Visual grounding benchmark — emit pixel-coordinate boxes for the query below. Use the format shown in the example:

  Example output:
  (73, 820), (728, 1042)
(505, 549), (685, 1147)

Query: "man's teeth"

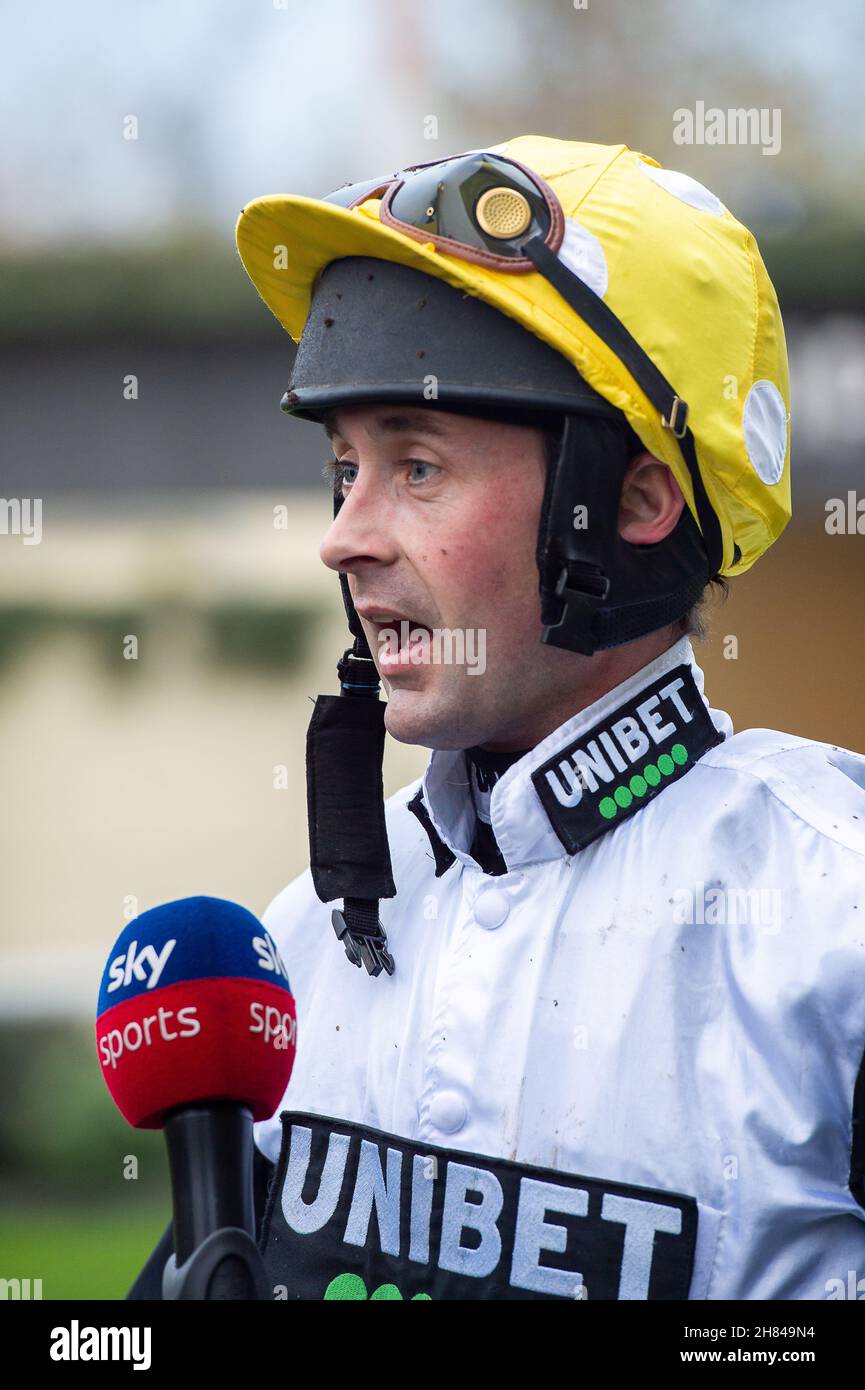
(372, 615), (430, 629)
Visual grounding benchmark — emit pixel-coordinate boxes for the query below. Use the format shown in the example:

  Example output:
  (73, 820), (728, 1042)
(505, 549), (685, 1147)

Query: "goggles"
(324, 151), (564, 271)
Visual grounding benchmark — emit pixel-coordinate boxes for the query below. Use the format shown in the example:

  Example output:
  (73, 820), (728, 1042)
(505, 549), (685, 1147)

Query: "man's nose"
(319, 484), (398, 575)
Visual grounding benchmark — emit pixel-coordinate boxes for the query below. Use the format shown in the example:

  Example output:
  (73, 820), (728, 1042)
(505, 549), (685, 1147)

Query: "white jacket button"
(429, 1091), (468, 1133)
(474, 888), (510, 930)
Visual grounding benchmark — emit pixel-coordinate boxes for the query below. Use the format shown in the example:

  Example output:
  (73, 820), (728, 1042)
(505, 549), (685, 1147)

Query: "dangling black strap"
(306, 674), (396, 976)
(304, 488), (396, 976)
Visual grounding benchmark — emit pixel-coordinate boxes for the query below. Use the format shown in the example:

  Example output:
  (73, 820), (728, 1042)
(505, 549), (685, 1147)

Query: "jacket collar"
(413, 637), (733, 872)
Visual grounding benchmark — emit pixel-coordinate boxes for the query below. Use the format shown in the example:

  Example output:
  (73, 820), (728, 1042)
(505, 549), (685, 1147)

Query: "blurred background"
(1, 0), (863, 1298)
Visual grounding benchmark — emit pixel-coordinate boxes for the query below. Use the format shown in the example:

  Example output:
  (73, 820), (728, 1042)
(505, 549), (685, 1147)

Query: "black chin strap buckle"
(336, 646), (380, 695)
(332, 905), (395, 978)
(542, 562), (611, 657)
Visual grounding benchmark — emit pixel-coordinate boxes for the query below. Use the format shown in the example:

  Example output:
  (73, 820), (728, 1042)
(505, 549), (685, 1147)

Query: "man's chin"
(382, 684), (480, 752)
(382, 685), (435, 745)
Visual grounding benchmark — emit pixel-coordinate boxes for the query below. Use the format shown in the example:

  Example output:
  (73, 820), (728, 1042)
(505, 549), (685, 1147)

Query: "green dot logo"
(323, 1273), (432, 1300)
(593, 744), (691, 827)
(324, 1273), (368, 1300)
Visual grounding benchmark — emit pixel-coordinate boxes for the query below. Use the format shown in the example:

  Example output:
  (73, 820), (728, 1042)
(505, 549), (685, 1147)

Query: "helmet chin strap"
(307, 413), (711, 976)
(305, 492), (396, 977)
(537, 413), (711, 656)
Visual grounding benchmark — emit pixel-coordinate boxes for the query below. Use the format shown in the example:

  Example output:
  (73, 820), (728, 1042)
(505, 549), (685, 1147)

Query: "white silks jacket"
(253, 635), (865, 1302)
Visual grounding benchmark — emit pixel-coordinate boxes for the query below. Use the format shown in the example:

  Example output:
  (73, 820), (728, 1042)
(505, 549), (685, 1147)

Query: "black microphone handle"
(163, 1101), (257, 1265)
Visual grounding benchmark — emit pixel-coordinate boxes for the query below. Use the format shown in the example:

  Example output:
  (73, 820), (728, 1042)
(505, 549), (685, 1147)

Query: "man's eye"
(320, 457), (439, 494)
(321, 458), (357, 494)
(407, 459), (440, 485)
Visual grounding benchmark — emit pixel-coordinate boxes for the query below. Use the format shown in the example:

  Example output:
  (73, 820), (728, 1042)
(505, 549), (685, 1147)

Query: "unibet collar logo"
(531, 665), (723, 854)
(106, 939), (176, 994)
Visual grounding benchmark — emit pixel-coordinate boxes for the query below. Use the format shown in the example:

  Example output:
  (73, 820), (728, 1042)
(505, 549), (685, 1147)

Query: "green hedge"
(0, 600), (323, 676)
(1, 221), (863, 346)
(0, 1023), (169, 1202)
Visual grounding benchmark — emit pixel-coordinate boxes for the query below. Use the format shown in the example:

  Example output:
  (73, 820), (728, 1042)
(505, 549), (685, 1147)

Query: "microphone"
(95, 896), (296, 1299)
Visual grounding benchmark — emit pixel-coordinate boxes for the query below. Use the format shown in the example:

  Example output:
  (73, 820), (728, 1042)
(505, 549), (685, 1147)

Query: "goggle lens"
(323, 152), (559, 265)
(386, 153), (552, 258)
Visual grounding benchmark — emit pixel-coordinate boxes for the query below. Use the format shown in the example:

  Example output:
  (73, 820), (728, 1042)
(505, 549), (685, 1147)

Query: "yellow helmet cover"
(236, 136), (791, 577)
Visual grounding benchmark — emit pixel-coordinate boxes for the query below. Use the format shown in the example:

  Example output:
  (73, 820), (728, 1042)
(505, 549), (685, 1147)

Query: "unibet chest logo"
(262, 1114), (698, 1301)
(531, 664), (723, 854)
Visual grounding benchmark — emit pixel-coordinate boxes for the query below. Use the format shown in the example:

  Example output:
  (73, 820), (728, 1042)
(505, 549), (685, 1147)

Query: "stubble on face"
(323, 402), (692, 754)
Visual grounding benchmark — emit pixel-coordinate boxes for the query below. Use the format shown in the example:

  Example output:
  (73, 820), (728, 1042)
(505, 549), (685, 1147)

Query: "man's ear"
(618, 451), (685, 544)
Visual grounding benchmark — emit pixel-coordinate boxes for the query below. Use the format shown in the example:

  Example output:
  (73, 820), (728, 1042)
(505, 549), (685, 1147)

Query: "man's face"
(319, 403), (588, 751)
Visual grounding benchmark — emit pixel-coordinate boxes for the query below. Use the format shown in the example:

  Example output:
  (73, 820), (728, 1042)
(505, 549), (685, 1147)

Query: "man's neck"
(477, 626), (684, 752)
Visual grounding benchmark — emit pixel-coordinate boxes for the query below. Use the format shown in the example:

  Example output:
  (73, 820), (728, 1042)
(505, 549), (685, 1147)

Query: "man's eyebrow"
(324, 411), (452, 443)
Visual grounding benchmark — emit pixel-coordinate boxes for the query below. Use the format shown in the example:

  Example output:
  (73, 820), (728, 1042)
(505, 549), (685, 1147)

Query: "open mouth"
(367, 614), (432, 639)
(369, 616), (434, 669)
